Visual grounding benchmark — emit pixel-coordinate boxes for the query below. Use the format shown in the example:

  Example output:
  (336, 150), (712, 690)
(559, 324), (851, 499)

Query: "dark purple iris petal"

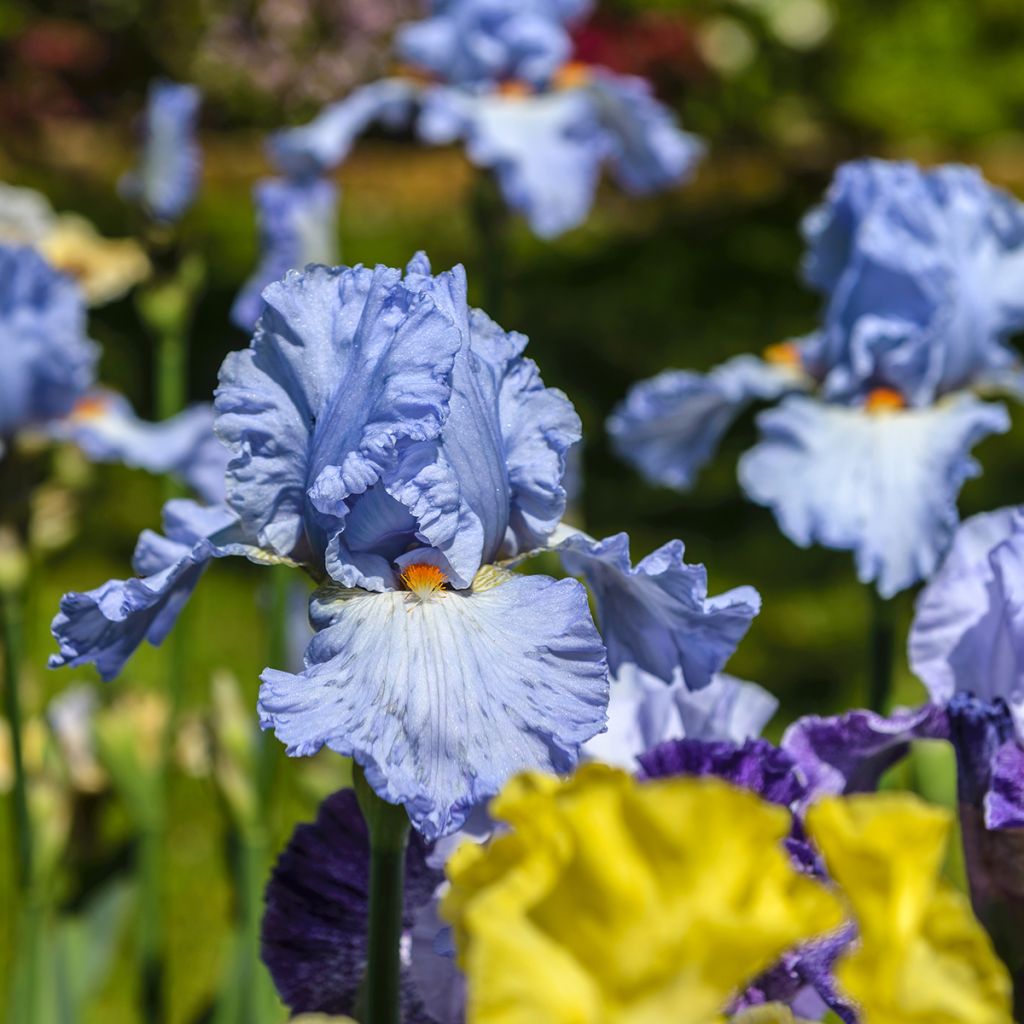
(261, 787), (443, 1021)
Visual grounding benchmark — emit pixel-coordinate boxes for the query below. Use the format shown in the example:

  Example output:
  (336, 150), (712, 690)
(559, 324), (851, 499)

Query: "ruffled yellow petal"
(38, 214), (151, 305)
(806, 793), (1013, 1024)
(444, 765), (843, 1024)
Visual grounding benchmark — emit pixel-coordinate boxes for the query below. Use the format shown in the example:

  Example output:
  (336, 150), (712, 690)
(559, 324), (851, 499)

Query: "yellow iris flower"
(443, 765), (843, 1024)
(806, 793), (1013, 1024)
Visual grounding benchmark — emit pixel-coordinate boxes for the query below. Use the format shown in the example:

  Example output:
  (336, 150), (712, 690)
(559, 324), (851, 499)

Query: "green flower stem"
(138, 823), (165, 1023)
(868, 587), (895, 714)
(471, 173), (511, 321)
(354, 766), (410, 1024)
(236, 824), (272, 1024)
(1, 584), (31, 890)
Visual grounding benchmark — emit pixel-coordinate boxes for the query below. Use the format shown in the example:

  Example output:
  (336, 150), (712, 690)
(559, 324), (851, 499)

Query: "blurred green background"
(2, 0), (1024, 1020)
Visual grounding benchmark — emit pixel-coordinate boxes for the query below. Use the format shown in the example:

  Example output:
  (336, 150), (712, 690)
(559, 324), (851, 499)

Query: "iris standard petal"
(396, 0), (577, 87)
(215, 261), (463, 562)
(120, 80), (201, 222)
(262, 787), (443, 1022)
(739, 394), (1010, 597)
(909, 506), (1024, 739)
(587, 68), (705, 194)
(268, 79), (417, 178)
(258, 572), (608, 839)
(802, 160), (1024, 404)
(0, 244), (97, 439)
(559, 531), (760, 686)
(583, 663), (776, 769)
(231, 176), (340, 331)
(49, 501), (248, 681)
(608, 355), (804, 491)
(55, 391), (228, 503)
(781, 704), (950, 805)
(417, 85), (606, 239)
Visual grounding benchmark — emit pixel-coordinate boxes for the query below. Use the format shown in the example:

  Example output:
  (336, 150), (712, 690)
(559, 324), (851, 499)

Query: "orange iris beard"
(864, 387), (906, 413)
(399, 563), (449, 599)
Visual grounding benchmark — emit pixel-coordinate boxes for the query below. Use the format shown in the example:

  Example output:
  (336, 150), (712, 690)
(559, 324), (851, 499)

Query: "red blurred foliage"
(15, 19), (109, 73)
(571, 10), (709, 93)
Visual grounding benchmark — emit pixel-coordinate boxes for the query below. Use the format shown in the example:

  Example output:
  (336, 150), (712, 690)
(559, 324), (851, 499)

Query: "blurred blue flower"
(262, 787), (447, 1022)
(612, 159), (1024, 595)
(53, 390), (228, 503)
(0, 244), (97, 445)
(120, 81), (202, 222)
(396, 0), (590, 88)
(54, 253), (608, 838)
(267, 3), (701, 238)
(558, 530), (760, 686)
(231, 176), (340, 331)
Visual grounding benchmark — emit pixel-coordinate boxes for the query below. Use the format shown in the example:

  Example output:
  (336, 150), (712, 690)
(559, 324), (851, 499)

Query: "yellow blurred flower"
(729, 1005), (809, 1024)
(443, 765), (843, 1024)
(806, 793), (1013, 1024)
(37, 213), (150, 306)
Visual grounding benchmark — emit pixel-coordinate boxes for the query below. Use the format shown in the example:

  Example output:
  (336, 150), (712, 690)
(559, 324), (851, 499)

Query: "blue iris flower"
(0, 244), (97, 446)
(120, 80), (201, 222)
(266, 0), (702, 239)
(611, 159), (1024, 596)
(231, 176), (340, 331)
(53, 254), (609, 839)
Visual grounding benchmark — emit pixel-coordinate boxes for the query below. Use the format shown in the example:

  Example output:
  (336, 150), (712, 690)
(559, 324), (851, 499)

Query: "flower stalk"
(354, 764), (410, 1024)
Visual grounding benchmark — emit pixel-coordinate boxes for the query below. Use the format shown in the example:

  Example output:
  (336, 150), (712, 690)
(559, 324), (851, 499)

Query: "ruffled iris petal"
(262, 788), (444, 1022)
(588, 69), (704, 195)
(739, 394), (1010, 597)
(214, 261), (463, 562)
(987, 741), (1024, 829)
(268, 79), (417, 178)
(120, 81), (201, 223)
(0, 244), (97, 438)
(910, 506), (1024, 739)
(418, 85), (606, 239)
(231, 177), (339, 331)
(608, 355), (803, 491)
(258, 573), (608, 839)
(583, 664), (776, 769)
(559, 531), (760, 686)
(49, 501), (248, 680)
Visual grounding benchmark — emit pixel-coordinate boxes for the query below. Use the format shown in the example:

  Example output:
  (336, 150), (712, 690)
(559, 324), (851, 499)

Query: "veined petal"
(910, 506), (1024, 739)
(417, 86), (606, 239)
(587, 69), (705, 195)
(49, 501), (250, 681)
(268, 79), (417, 178)
(559, 531), (760, 686)
(231, 176), (340, 331)
(55, 390), (228, 503)
(214, 261), (463, 563)
(609, 355), (804, 491)
(258, 573), (608, 839)
(739, 394), (1010, 597)
(986, 740), (1024, 829)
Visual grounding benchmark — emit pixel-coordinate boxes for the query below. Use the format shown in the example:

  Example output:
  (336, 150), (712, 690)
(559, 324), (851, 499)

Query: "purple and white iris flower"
(611, 160), (1024, 596)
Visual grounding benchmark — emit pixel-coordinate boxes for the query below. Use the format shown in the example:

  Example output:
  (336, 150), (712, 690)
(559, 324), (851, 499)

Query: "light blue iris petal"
(739, 395), (1011, 597)
(49, 501), (244, 681)
(802, 159), (1024, 404)
(396, 0), (581, 87)
(608, 355), (804, 491)
(231, 177), (339, 331)
(268, 79), (417, 178)
(559, 532), (761, 687)
(258, 574), (608, 839)
(910, 506), (1024, 742)
(0, 244), (97, 438)
(214, 262), (463, 563)
(583, 663), (776, 769)
(418, 85), (607, 239)
(0, 183), (55, 243)
(54, 390), (227, 503)
(588, 69), (704, 194)
(120, 81), (201, 222)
